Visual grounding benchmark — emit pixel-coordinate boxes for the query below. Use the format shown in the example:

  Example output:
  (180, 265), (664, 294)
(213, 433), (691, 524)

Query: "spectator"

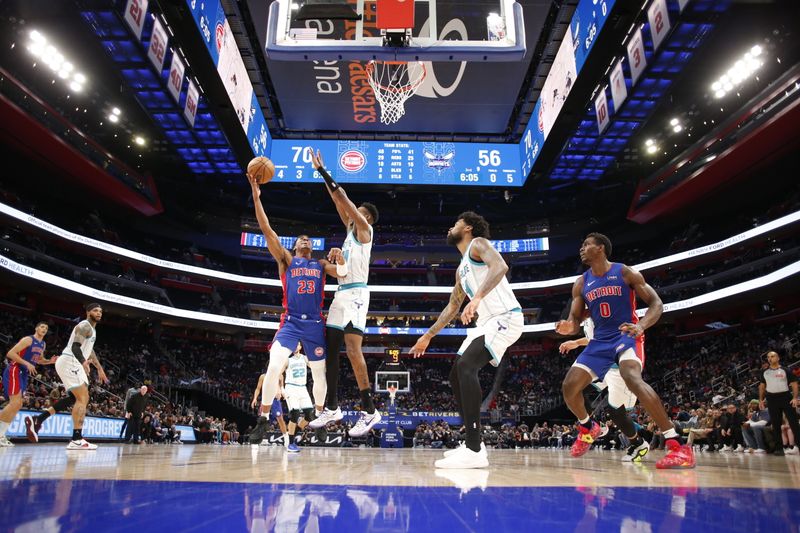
(742, 400), (769, 453)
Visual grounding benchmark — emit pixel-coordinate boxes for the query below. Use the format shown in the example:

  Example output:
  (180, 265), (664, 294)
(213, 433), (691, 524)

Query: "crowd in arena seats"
(3, 184), (798, 329)
(2, 300), (798, 452)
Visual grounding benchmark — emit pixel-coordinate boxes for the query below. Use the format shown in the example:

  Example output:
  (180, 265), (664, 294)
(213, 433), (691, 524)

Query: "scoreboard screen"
(490, 238), (549, 253)
(241, 232), (326, 251)
(269, 140), (523, 187)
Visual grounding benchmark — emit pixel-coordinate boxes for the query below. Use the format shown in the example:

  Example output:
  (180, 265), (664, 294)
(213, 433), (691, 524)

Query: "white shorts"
(327, 286), (369, 332)
(284, 385), (313, 411)
(592, 367), (638, 409)
(56, 355), (88, 390)
(458, 311), (524, 367)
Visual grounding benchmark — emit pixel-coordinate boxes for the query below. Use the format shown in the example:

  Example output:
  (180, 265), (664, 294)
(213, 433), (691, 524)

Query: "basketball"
(247, 156), (275, 185)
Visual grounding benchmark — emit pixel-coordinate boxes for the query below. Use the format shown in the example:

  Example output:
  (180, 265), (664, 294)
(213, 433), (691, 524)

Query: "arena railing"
(1, 251), (798, 334)
(1, 200), (798, 294)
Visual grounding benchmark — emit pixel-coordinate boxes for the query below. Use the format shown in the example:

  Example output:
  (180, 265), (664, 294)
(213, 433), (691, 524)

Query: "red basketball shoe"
(656, 439), (696, 469)
(571, 421), (602, 458)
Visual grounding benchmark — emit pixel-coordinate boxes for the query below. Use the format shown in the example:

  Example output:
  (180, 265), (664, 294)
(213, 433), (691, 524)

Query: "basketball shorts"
(573, 334), (645, 381)
(284, 384), (313, 411)
(2, 363), (29, 397)
(270, 398), (284, 419)
(592, 367), (637, 409)
(457, 310), (524, 367)
(273, 315), (326, 361)
(327, 286), (369, 333)
(55, 354), (89, 390)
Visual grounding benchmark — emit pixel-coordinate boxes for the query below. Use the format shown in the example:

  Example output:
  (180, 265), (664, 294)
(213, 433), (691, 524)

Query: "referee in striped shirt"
(758, 351), (800, 456)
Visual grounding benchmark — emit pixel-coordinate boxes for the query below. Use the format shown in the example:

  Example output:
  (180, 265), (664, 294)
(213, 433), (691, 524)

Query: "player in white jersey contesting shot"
(559, 313), (650, 462)
(411, 212), (523, 469)
(25, 303), (109, 450)
(281, 344), (315, 453)
(307, 148), (382, 437)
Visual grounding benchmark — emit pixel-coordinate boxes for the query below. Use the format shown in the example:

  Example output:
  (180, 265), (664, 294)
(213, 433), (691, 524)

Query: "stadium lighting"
(670, 118), (679, 126)
(27, 30), (86, 93)
(645, 138), (654, 147)
(134, 136), (146, 146)
(673, 124), (682, 133)
(108, 113), (119, 123)
(112, 107), (121, 116)
(646, 144), (658, 154)
(710, 45), (764, 98)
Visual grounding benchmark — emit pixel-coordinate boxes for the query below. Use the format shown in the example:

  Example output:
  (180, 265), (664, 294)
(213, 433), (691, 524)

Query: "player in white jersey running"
(282, 344), (315, 453)
(308, 148), (382, 437)
(411, 212), (523, 469)
(559, 314), (650, 462)
(25, 303), (109, 450)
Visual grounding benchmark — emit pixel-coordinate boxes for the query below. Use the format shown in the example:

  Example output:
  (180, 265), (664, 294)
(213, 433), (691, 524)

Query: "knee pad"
(289, 410), (301, 424)
(302, 408), (314, 421)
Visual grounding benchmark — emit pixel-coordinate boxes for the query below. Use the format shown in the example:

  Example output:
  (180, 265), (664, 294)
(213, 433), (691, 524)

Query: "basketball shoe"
(24, 416), (41, 443)
(571, 421), (602, 458)
(434, 445), (489, 469)
(443, 442), (486, 458)
(287, 442), (300, 453)
(348, 411), (382, 437)
(66, 439), (97, 450)
(308, 407), (343, 429)
(249, 416), (269, 444)
(622, 438), (650, 463)
(655, 439), (696, 469)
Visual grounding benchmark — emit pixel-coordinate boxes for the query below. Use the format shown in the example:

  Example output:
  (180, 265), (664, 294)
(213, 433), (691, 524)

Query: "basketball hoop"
(366, 60), (426, 124)
(387, 385), (398, 403)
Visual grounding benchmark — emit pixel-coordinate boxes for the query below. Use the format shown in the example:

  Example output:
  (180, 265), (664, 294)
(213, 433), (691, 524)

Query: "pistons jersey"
(581, 263), (637, 342)
(282, 257), (324, 319)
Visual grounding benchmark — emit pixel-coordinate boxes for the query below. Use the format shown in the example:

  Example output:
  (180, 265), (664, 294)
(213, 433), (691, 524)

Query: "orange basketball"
(247, 156), (275, 185)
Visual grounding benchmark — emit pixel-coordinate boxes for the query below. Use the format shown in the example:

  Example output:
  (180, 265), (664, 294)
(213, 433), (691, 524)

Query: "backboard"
(375, 370), (411, 393)
(265, 0), (525, 61)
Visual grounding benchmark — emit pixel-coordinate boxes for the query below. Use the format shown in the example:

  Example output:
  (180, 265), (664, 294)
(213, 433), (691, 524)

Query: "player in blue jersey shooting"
(247, 174), (348, 445)
(556, 233), (695, 469)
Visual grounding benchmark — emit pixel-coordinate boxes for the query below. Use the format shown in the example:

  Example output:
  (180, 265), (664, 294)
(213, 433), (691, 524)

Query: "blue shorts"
(270, 398), (283, 419)
(273, 315), (326, 361)
(574, 334), (645, 380)
(2, 364), (28, 397)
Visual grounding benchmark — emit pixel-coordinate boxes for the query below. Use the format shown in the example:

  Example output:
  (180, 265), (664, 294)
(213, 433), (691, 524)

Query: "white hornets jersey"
(61, 319), (97, 359)
(457, 239), (521, 326)
(339, 224), (373, 287)
(285, 354), (308, 387)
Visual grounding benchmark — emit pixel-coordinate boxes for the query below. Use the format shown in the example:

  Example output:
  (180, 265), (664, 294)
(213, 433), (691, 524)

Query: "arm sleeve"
(317, 166), (340, 191)
(71, 342), (86, 363)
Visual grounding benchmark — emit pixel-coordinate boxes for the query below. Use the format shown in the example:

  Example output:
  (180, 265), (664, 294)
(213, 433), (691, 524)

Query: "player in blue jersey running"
(0, 322), (56, 446)
(246, 174), (348, 445)
(556, 233), (695, 469)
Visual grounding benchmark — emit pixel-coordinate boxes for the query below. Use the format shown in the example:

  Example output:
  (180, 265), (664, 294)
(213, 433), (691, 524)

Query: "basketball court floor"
(1, 444), (798, 531)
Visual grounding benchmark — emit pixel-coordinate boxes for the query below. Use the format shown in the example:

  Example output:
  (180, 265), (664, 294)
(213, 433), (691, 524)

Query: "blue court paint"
(0, 479), (798, 532)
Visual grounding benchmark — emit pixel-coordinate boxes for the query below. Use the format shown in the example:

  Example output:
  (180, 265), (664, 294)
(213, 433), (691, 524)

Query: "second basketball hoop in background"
(366, 60), (426, 124)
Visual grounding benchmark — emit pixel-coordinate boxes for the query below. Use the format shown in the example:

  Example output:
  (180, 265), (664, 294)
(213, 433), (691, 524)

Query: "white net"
(366, 60), (426, 124)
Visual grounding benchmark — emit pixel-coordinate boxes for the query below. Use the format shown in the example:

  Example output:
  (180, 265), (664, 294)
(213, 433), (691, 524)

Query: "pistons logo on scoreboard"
(215, 23), (225, 52)
(339, 150), (366, 173)
(537, 105), (545, 133)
